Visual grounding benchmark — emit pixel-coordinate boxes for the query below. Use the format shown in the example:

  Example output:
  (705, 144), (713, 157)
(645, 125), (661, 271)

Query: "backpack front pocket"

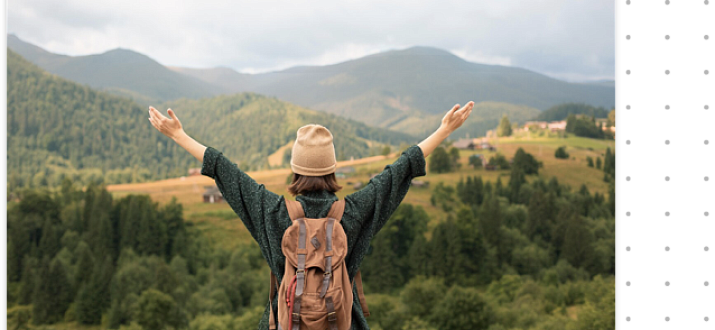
(297, 286), (343, 313)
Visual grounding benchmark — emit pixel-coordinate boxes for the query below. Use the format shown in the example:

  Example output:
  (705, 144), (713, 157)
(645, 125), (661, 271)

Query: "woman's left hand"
(148, 106), (184, 139)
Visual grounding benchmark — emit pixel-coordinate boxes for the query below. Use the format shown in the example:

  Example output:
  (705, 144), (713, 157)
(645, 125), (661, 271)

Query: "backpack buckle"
(292, 313), (300, 322)
(296, 269), (304, 274)
(327, 311), (337, 322)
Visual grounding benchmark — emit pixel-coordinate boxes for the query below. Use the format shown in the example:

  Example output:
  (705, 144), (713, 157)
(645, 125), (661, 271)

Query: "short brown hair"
(288, 173), (342, 196)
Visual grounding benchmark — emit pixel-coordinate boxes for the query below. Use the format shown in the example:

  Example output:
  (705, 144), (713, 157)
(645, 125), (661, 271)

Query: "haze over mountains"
(8, 34), (614, 137)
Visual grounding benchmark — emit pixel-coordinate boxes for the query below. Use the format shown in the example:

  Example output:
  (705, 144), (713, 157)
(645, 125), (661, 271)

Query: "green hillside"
(7, 34), (224, 104)
(158, 93), (416, 167)
(6, 50), (414, 191)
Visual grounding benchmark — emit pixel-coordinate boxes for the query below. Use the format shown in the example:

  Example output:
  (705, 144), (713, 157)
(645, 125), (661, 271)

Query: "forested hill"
(7, 34), (223, 105)
(7, 49), (414, 190)
(159, 94), (415, 166)
(7, 49), (197, 189)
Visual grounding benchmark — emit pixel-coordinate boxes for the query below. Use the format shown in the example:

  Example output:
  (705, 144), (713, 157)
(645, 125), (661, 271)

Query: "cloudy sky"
(8, 0), (614, 81)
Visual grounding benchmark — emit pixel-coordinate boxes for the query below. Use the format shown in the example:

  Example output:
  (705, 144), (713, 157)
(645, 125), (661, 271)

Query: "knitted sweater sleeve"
(201, 147), (283, 245)
(343, 145), (427, 237)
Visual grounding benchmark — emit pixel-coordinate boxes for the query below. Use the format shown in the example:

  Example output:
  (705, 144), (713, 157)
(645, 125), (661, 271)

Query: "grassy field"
(106, 135), (614, 249)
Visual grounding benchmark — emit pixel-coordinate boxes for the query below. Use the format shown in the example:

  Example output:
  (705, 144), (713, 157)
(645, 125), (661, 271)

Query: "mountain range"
(6, 48), (413, 190)
(8, 34), (614, 137)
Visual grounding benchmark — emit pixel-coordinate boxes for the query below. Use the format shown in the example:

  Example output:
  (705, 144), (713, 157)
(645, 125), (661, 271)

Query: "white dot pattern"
(620, 0), (715, 329)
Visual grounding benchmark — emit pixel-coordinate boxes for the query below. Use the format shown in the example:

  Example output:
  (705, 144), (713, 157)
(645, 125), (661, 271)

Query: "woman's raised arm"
(417, 101), (474, 157)
(148, 106), (206, 161)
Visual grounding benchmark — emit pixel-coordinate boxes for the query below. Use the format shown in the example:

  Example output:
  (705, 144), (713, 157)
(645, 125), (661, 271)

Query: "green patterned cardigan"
(201, 145), (427, 330)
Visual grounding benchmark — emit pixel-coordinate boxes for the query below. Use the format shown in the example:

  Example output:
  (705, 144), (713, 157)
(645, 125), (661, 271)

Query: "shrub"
(554, 147), (569, 159)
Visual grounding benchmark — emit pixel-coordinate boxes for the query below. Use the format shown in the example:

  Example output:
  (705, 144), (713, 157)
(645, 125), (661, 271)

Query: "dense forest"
(6, 49), (413, 192)
(535, 103), (610, 122)
(7, 145), (616, 330)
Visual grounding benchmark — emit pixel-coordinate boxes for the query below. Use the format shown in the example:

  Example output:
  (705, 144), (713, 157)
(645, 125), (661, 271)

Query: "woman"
(148, 101), (474, 329)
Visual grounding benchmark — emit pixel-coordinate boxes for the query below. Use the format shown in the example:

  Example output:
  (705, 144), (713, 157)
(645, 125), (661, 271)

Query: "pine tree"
(362, 233), (404, 292)
(134, 289), (182, 330)
(33, 257), (72, 324)
(526, 190), (555, 243)
(508, 167), (526, 203)
(74, 241), (94, 286)
(497, 115), (513, 137)
(38, 219), (61, 259)
(562, 214), (595, 270)
(162, 197), (186, 260)
(494, 177), (505, 198)
(429, 147), (453, 173)
(18, 257), (39, 305)
(479, 194), (503, 264)
(8, 240), (21, 283)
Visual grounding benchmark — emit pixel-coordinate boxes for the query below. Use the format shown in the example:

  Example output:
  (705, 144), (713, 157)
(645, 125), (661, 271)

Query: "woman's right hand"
(439, 101), (474, 133)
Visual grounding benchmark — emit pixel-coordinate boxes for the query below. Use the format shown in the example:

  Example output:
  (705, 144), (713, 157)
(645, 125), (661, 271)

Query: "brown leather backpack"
(269, 199), (370, 330)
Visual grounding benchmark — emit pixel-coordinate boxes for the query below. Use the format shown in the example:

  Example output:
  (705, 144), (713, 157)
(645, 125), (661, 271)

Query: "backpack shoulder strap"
(268, 272), (279, 329)
(354, 270), (370, 317)
(326, 199), (346, 222)
(286, 200), (305, 220)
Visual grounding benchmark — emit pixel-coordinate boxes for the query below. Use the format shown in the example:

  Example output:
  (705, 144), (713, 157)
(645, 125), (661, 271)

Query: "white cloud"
(7, 0), (614, 80)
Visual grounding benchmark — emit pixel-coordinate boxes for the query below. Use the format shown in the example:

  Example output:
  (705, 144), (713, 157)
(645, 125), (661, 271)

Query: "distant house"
(524, 121), (548, 130)
(335, 166), (356, 179)
(453, 139), (475, 150)
(548, 121), (567, 132)
(203, 186), (224, 203)
(602, 126), (616, 133)
(476, 142), (495, 151)
(188, 168), (202, 176)
(336, 166), (356, 174)
(411, 179), (429, 188)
